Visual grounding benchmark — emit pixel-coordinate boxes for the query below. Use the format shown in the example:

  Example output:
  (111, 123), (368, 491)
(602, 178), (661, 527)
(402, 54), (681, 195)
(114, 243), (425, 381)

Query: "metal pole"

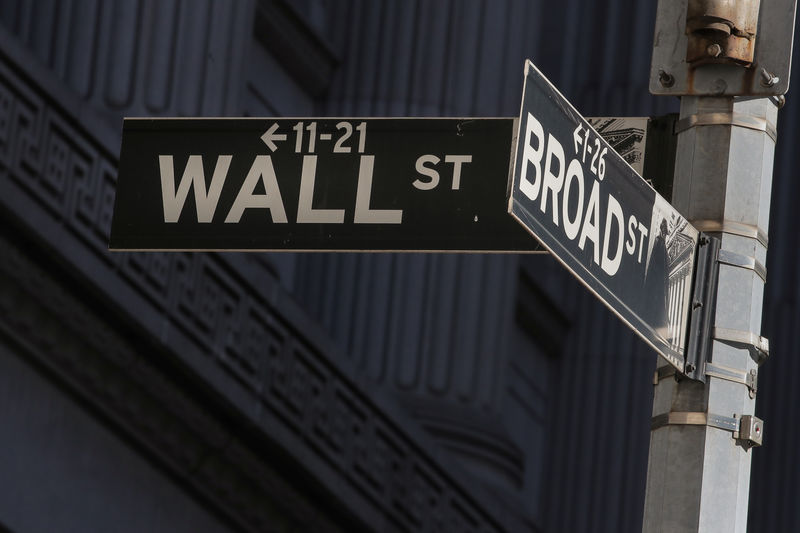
(643, 95), (777, 531)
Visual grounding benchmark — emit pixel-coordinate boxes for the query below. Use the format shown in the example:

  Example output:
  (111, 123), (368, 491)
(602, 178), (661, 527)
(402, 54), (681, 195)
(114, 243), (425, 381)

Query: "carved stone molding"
(0, 234), (344, 533)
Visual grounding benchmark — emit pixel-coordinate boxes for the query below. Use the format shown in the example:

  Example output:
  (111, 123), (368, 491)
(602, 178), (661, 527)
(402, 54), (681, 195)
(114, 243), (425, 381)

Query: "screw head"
(658, 69), (674, 88)
(707, 43), (722, 57)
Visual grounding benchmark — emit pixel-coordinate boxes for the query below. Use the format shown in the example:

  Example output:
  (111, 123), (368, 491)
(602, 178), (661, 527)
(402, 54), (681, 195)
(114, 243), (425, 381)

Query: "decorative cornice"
(0, 233), (343, 533)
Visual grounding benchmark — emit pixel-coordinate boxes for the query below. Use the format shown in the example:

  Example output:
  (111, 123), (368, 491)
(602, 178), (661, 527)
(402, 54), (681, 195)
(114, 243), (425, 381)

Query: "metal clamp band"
(705, 362), (758, 398)
(651, 412), (764, 447)
(717, 249), (767, 283)
(651, 411), (739, 432)
(691, 219), (768, 248)
(713, 327), (770, 364)
(674, 112), (777, 142)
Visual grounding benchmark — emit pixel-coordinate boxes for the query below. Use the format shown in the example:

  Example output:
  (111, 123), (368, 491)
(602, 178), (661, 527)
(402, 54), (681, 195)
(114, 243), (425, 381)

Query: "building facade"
(0, 1), (797, 532)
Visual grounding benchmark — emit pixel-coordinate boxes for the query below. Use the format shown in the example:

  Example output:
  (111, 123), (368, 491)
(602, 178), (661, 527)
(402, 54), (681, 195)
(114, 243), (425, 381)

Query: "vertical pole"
(643, 96), (777, 531)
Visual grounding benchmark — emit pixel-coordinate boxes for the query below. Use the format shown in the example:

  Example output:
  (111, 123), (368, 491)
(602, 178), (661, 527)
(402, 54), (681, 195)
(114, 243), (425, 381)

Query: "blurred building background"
(0, 1), (796, 531)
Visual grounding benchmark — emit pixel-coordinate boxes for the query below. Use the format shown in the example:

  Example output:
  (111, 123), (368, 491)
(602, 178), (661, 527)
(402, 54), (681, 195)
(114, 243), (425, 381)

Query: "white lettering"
(578, 179), (601, 265)
(626, 215), (637, 255)
(637, 222), (649, 263)
(601, 193), (624, 276)
(297, 155), (345, 223)
(159, 155), (230, 223)
(540, 133), (565, 225)
(518, 114), (655, 276)
(225, 155), (287, 223)
(520, 112), (545, 201)
(413, 155), (440, 190)
(445, 155), (472, 190)
(572, 124), (583, 153)
(354, 155), (402, 224)
(562, 159), (584, 240)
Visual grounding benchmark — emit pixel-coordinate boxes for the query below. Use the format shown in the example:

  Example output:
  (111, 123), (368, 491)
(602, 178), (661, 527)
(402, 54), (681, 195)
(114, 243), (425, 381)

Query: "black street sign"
(110, 118), (542, 252)
(508, 61), (698, 371)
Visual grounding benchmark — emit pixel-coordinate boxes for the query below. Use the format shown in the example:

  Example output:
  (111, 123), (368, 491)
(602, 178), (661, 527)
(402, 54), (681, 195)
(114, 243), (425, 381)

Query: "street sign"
(110, 118), (543, 252)
(508, 60), (698, 371)
(111, 117), (658, 253)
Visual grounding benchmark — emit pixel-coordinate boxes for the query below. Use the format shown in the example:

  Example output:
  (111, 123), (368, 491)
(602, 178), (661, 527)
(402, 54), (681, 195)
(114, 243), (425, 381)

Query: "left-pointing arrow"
(261, 123), (287, 152)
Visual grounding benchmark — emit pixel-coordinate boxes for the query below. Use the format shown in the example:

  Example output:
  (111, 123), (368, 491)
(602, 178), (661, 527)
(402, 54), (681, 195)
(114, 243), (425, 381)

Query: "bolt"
(711, 78), (727, 95)
(760, 67), (779, 87)
(707, 43), (722, 57)
(658, 69), (674, 88)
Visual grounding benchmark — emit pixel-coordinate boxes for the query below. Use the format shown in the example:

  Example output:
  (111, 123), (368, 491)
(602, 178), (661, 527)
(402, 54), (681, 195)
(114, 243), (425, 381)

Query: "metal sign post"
(643, 0), (795, 531)
(644, 90), (776, 533)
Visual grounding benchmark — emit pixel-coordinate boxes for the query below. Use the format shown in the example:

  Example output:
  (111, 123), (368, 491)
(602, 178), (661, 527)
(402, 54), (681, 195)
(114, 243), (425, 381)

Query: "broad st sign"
(508, 61), (698, 370)
(110, 118), (541, 252)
